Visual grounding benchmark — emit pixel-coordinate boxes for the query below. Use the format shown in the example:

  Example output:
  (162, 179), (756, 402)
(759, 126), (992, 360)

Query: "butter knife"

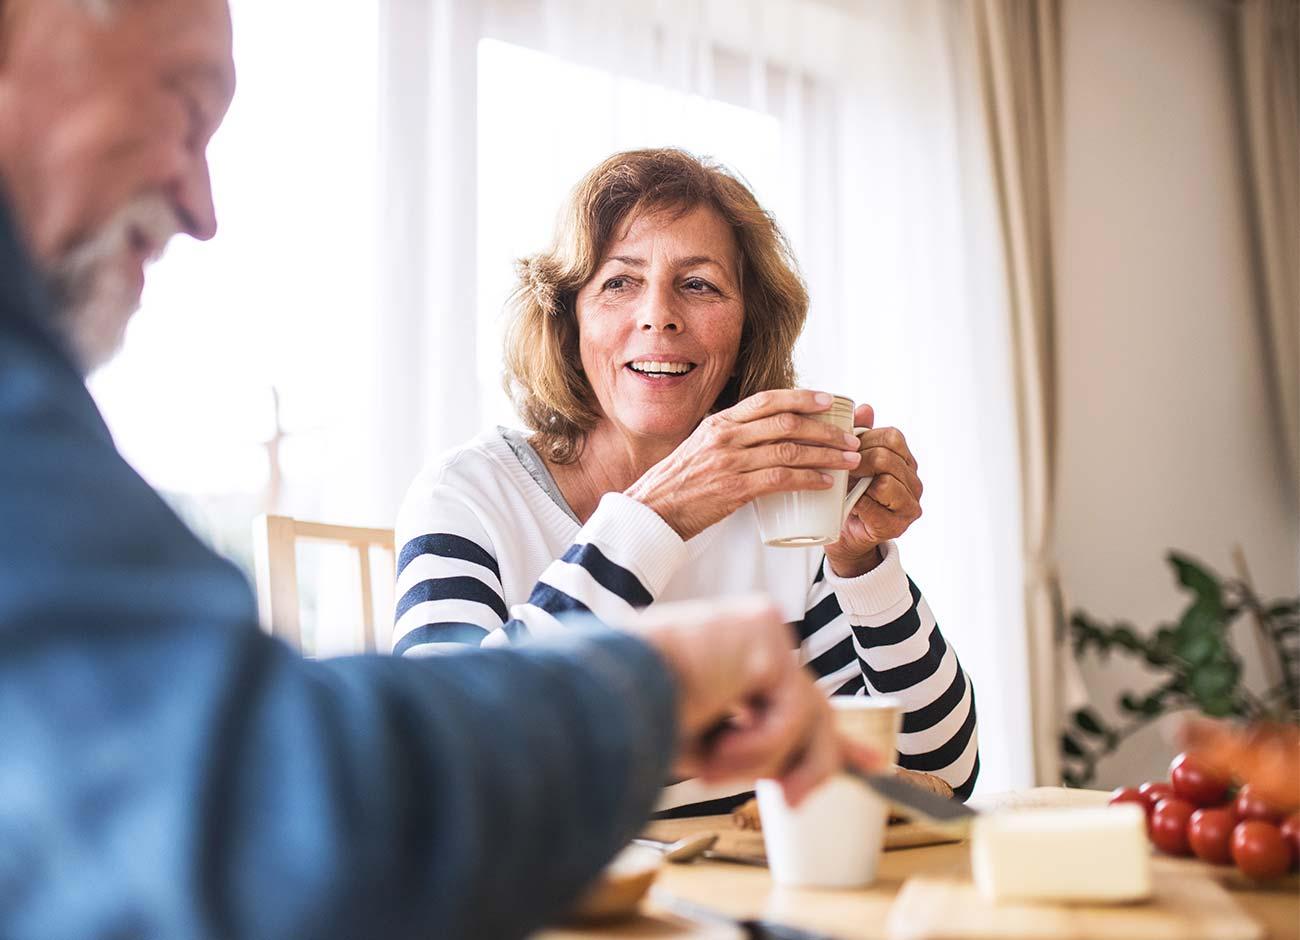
(843, 767), (978, 830)
(654, 893), (844, 940)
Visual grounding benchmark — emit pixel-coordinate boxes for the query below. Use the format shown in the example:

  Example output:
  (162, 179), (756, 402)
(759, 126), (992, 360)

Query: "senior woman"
(393, 148), (979, 812)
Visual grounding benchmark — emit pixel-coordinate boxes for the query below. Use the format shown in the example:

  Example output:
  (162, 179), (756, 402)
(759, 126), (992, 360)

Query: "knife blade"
(843, 766), (979, 829)
(654, 893), (845, 940)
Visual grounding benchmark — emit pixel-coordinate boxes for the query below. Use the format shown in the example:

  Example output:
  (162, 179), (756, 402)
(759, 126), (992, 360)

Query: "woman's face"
(575, 205), (745, 449)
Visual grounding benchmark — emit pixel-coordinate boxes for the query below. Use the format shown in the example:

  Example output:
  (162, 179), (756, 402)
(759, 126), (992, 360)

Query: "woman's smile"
(624, 356), (698, 387)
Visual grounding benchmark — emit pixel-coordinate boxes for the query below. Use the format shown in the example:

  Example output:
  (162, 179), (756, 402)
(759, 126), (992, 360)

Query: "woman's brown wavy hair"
(503, 148), (808, 463)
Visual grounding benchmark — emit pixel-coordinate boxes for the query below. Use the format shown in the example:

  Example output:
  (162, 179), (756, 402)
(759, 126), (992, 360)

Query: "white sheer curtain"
(91, 0), (381, 565)
(360, 0), (1032, 794)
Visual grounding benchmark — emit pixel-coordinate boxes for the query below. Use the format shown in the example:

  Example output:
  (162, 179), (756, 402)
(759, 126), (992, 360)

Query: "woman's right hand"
(625, 389), (863, 541)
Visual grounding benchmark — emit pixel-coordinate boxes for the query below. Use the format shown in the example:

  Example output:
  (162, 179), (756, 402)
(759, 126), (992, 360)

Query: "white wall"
(1056, 0), (1300, 788)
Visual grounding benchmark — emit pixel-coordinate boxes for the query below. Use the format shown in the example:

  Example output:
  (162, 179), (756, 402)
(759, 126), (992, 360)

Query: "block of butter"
(971, 804), (1152, 904)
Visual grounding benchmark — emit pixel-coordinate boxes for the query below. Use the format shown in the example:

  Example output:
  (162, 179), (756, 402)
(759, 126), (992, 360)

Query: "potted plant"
(1061, 550), (1299, 788)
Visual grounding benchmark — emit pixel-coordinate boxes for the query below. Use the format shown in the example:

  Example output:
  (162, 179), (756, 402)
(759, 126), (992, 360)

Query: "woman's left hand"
(824, 404), (924, 578)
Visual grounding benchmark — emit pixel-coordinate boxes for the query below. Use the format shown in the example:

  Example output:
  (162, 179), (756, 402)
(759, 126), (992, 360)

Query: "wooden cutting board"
(642, 813), (961, 863)
(884, 871), (1263, 940)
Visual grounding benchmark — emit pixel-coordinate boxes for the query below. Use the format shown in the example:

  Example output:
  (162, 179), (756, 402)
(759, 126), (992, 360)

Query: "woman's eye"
(683, 278), (717, 293)
(603, 277), (629, 292)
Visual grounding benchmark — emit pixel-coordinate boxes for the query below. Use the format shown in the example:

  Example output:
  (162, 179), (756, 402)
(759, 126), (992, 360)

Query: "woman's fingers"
(741, 467), (838, 500)
(740, 441), (861, 474)
(863, 475), (921, 518)
(856, 426), (918, 470)
(844, 476), (921, 544)
(723, 389), (837, 425)
(856, 447), (923, 499)
(729, 412), (860, 450)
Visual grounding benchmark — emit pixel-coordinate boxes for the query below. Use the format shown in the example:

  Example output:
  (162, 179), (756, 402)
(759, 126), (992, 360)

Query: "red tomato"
(1280, 814), (1300, 872)
(1170, 752), (1231, 807)
(1110, 785), (1144, 806)
(1138, 781), (1175, 813)
(1150, 797), (1196, 856)
(1231, 821), (1294, 881)
(1235, 784), (1285, 823)
(1188, 807), (1236, 865)
(1110, 786), (1149, 831)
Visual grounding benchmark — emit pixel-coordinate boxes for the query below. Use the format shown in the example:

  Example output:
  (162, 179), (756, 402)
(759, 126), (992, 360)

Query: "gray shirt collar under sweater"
(498, 426), (581, 524)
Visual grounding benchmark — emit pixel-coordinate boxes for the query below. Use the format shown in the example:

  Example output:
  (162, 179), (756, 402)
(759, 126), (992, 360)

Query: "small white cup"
(754, 395), (874, 548)
(756, 697), (901, 889)
(756, 776), (889, 889)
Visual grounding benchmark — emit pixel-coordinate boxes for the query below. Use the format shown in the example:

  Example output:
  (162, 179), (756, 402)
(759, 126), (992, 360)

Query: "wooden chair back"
(252, 514), (395, 655)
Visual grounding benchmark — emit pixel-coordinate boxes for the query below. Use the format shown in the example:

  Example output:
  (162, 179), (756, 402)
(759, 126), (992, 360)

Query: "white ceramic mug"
(754, 395), (874, 548)
(756, 697), (901, 889)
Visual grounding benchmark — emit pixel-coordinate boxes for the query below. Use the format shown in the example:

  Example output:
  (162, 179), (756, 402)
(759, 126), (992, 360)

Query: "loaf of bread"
(894, 767), (955, 801)
(732, 797), (761, 830)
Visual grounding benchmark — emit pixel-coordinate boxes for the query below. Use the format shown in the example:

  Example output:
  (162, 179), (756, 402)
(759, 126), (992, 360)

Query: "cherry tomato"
(1138, 781), (1175, 813)
(1188, 806), (1236, 865)
(1150, 797), (1196, 856)
(1110, 785), (1144, 806)
(1231, 821), (1294, 881)
(1280, 814), (1300, 872)
(1110, 786), (1149, 831)
(1170, 752), (1231, 807)
(1235, 784), (1285, 823)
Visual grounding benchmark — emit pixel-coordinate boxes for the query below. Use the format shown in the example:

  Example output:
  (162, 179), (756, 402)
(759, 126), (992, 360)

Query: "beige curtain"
(1236, 0), (1300, 518)
(968, 0), (1064, 787)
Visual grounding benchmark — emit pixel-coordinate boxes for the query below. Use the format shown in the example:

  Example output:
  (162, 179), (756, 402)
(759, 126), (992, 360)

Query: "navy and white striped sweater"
(394, 430), (979, 809)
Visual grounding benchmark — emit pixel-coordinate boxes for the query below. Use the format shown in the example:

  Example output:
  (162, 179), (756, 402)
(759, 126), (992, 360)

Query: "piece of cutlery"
(633, 833), (767, 867)
(654, 892), (845, 939)
(843, 766), (979, 830)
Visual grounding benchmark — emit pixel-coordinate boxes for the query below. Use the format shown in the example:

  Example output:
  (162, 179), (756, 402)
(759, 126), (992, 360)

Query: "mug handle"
(841, 427), (874, 527)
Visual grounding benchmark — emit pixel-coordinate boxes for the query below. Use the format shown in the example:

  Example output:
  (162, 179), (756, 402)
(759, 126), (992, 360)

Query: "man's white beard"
(45, 194), (181, 374)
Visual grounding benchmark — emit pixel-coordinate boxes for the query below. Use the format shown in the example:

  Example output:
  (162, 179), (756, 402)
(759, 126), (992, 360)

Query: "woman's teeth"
(628, 361), (695, 375)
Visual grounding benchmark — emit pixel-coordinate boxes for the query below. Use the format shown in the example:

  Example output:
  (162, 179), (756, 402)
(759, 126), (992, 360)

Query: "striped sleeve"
(393, 489), (511, 657)
(797, 542), (980, 801)
(394, 490), (688, 657)
(482, 493), (687, 646)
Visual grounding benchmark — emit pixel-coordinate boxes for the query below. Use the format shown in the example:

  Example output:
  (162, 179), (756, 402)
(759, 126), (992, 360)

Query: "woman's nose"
(638, 284), (683, 333)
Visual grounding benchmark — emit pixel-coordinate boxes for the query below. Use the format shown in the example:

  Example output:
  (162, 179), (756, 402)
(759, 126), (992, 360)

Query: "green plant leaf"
(1169, 553), (1224, 614)
(1061, 733), (1085, 758)
(1111, 626), (1143, 652)
(1177, 629), (1223, 666)
(1144, 649), (1171, 667)
(1189, 660), (1240, 711)
(1152, 626), (1179, 662)
(1174, 602), (1227, 664)
(1199, 694), (1237, 718)
(1073, 708), (1108, 737)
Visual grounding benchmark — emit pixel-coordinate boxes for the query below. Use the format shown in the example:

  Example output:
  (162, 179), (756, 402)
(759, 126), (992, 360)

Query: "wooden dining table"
(539, 788), (1300, 940)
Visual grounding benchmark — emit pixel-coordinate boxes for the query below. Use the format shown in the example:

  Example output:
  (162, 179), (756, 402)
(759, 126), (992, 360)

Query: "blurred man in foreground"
(0, 2), (870, 937)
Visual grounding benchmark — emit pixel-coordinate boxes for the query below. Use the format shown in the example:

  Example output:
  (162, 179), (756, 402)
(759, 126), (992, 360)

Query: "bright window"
(89, 1), (379, 567)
